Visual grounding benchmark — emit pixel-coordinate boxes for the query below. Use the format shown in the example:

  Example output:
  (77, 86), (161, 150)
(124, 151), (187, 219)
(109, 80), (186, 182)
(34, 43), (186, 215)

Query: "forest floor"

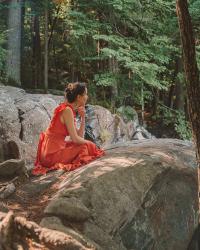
(1, 170), (68, 224)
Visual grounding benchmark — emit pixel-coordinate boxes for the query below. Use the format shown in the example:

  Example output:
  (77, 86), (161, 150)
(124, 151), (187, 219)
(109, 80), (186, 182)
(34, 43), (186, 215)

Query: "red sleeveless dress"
(32, 103), (105, 175)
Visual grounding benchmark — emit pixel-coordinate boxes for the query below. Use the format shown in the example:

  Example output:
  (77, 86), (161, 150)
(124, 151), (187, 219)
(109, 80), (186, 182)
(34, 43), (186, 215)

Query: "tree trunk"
(168, 57), (185, 111)
(152, 88), (159, 115)
(168, 83), (175, 109)
(44, 5), (48, 92)
(53, 41), (60, 84)
(174, 57), (185, 111)
(7, 0), (23, 85)
(0, 211), (94, 250)
(176, 0), (200, 224)
(20, 0), (25, 86)
(176, 0), (200, 158)
(32, 15), (42, 88)
(48, 5), (61, 49)
(109, 57), (119, 111)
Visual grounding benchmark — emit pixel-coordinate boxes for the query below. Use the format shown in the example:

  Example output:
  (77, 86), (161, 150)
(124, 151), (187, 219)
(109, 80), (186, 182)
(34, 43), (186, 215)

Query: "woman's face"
(77, 88), (88, 106)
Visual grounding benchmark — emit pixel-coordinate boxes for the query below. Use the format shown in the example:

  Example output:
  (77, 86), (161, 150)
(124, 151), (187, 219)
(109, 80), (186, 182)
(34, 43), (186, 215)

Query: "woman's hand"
(78, 106), (86, 119)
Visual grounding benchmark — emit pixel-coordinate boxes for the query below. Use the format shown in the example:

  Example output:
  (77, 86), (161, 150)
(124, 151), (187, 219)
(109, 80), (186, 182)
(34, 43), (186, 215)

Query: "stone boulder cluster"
(0, 85), (199, 250)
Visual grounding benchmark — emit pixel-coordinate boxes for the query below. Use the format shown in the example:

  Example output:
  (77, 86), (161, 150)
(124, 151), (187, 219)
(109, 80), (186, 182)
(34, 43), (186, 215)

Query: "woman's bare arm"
(61, 107), (86, 144)
(77, 117), (85, 138)
(76, 106), (85, 138)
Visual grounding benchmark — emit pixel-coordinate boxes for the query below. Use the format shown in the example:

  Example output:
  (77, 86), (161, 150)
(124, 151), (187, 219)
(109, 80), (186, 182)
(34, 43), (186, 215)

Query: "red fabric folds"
(32, 103), (105, 175)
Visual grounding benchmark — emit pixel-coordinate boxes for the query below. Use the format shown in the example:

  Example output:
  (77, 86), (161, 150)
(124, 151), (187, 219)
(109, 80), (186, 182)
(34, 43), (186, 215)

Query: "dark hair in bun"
(64, 82), (86, 103)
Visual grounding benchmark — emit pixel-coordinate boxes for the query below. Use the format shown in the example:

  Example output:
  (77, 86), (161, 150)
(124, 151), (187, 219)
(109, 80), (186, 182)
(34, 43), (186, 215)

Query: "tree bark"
(48, 5), (61, 49)
(176, 0), (200, 228)
(0, 211), (95, 250)
(109, 56), (119, 111)
(32, 15), (42, 88)
(7, 0), (23, 85)
(44, 4), (48, 92)
(174, 57), (185, 111)
(176, 0), (200, 160)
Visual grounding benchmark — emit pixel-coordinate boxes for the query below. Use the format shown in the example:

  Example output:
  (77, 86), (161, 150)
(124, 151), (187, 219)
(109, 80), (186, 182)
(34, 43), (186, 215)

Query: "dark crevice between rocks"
(17, 108), (24, 141)
(3, 141), (20, 161)
(15, 104), (42, 119)
(41, 104), (51, 120)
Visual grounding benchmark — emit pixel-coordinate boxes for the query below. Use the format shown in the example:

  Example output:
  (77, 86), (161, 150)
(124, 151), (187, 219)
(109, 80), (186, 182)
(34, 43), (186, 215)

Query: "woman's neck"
(66, 101), (78, 111)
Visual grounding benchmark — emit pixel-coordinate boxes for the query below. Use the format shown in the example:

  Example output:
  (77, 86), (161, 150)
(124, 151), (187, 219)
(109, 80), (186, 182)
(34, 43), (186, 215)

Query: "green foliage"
(60, 0), (179, 94)
(117, 105), (138, 122)
(175, 111), (192, 141)
(94, 73), (119, 87)
(156, 105), (192, 140)
(1, 0), (199, 140)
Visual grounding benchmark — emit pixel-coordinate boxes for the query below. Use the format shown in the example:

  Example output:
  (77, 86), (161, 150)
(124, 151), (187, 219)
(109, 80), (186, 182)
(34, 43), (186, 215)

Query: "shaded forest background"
(0, 0), (200, 139)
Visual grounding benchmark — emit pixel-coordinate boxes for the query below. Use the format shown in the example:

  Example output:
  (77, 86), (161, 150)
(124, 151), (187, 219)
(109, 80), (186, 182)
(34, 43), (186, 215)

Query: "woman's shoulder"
(54, 102), (67, 114)
(55, 102), (76, 116)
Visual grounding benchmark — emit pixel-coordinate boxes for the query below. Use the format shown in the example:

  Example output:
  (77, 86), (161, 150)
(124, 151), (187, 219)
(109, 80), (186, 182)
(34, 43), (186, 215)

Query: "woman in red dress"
(32, 82), (105, 175)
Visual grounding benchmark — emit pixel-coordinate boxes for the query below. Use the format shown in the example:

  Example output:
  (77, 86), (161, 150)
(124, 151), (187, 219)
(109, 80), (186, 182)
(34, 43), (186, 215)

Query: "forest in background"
(0, 0), (200, 140)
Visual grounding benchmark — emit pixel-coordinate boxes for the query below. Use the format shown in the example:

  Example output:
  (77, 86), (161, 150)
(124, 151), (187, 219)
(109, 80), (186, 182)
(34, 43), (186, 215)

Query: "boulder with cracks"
(0, 138), (27, 199)
(0, 86), (154, 165)
(40, 139), (198, 250)
(0, 139), (198, 249)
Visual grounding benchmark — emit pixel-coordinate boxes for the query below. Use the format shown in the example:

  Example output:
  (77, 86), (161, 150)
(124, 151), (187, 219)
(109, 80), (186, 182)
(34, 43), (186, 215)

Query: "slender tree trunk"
(168, 84), (175, 109)
(151, 88), (159, 115)
(174, 57), (185, 111)
(168, 59), (178, 109)
(32, 15), (41, 88)
(7, 0), (23, 85)
(44, 5), (48, 92)
(109, 57), (118, 111)
(20, 0), (25, 86)
(48, 5), (61, 49)
(141, 82), (144, 125)
(168, 57), (185, 110)
(53, 41), (60, 84)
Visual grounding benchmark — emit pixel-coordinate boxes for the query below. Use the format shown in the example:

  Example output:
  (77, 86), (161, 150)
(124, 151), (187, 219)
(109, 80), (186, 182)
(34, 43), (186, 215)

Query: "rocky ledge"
(0, 139), (198, 250)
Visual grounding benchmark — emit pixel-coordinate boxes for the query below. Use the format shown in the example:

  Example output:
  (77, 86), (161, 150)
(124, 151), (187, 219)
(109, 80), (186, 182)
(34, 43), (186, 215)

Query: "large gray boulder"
(40, 139), (198, 250)
(0, 86), (64, 163)
(0, 86), (151, 164)
(0, 86), (198, 249)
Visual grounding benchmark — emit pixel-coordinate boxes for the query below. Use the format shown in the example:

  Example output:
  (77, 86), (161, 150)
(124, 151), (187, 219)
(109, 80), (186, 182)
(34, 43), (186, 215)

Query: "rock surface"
(0, 86), (61, 164)
(0, 86), (153, 165)
(0, 159), (26, 178)
(40, 139), (198, 250)
(0, 85), (198, 250)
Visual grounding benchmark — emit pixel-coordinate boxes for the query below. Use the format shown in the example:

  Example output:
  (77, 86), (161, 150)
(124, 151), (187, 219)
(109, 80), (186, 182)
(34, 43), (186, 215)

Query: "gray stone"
(44, 197), (91, 222)
(0, 86), (153, 164)
(0, 159), (25, 177)
(20, 170), (64, 197)
(0, 86), (197, 250)
(42, 139), (198, 250)
(0, 183), (15, 199)
(40, 216), (100, 249)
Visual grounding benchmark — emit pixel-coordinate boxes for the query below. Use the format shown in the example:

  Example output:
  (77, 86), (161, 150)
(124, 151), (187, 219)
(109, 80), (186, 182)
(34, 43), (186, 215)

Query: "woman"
(32, 82), (105, 175)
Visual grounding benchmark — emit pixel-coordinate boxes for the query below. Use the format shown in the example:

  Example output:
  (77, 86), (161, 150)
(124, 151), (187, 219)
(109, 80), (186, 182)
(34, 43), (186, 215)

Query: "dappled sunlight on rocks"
(59, 157), (145, 190)
(151, 151), (174, 160)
